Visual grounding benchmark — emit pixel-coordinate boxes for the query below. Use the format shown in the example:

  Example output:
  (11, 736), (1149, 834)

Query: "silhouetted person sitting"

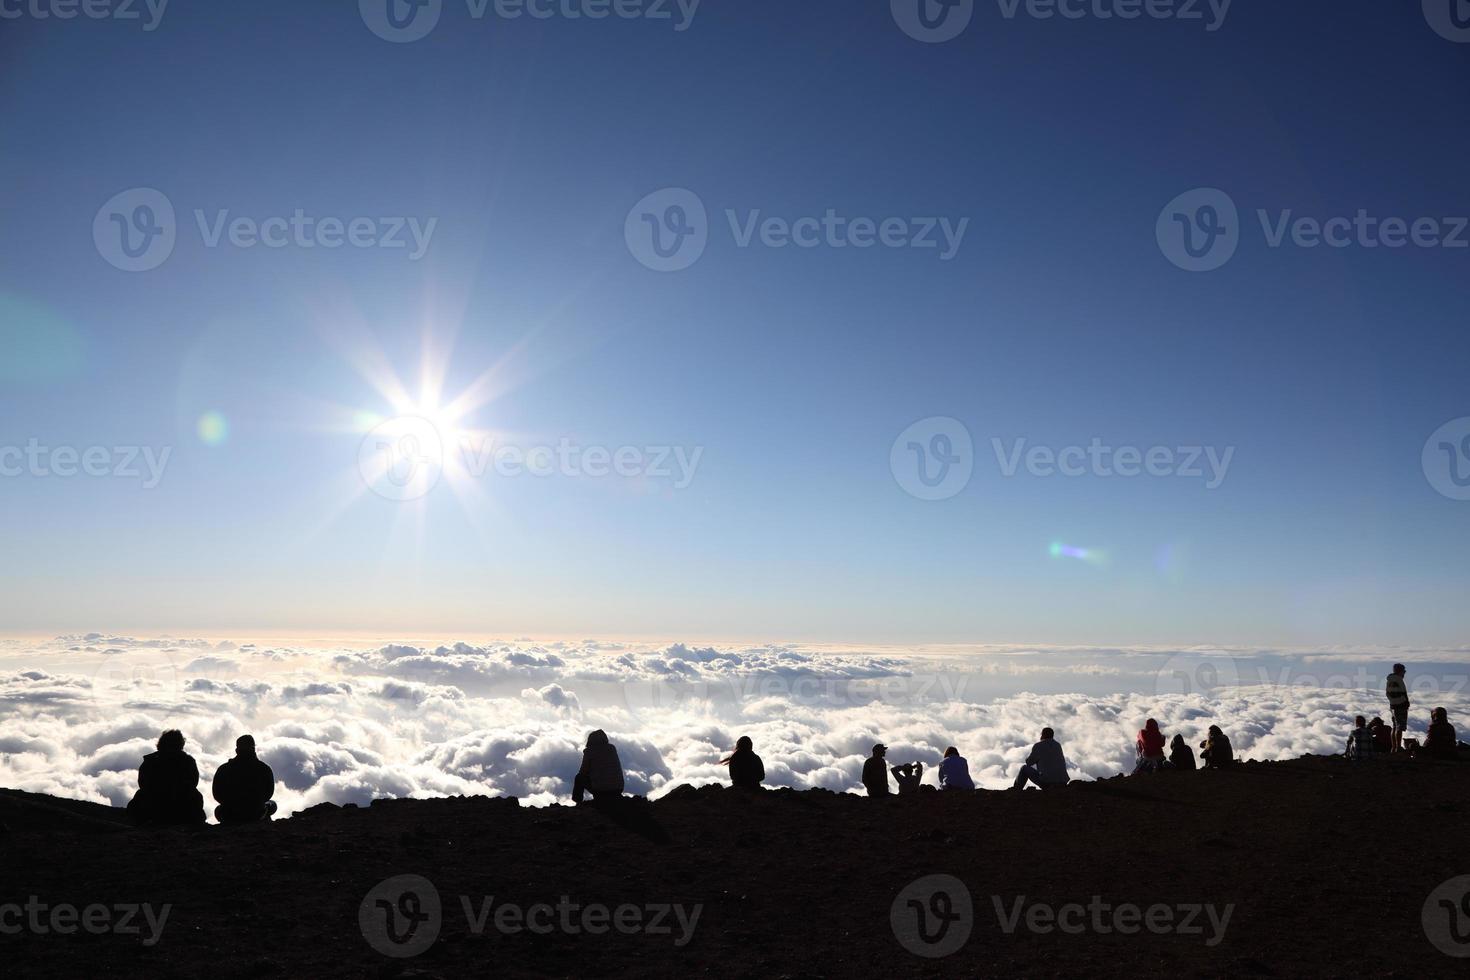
(1013, 727), (1069, 790)
(1133, 718), (1172, 773)
(572, 729), (625, 804)
(1424, 707), (1458, 761)
(721, 736), (765, 789)
(126, 730), (205, 827)
(1387, 663), (1410, 753)
(1169, 733), (1196, 771)
(1200, 725), (1234, 769)
(1369, 717), (1392, 753)
(938, 746), (974, 790)
(891, 761), (923, 794)
(212, 735), (277, 824)
(862, 743), (890, 796)
(1345, 715), (1374, 763)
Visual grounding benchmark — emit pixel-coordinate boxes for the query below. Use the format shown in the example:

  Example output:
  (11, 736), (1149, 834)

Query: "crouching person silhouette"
(127, 729), (206, 827)
(213, 735), (278, 825)
(572, 729), (625, 804)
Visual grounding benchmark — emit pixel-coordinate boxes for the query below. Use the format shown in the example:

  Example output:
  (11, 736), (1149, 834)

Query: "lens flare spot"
(197, 411), (229, 446)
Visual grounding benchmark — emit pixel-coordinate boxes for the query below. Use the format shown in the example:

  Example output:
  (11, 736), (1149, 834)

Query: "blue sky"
(1, 1), (1468, 644)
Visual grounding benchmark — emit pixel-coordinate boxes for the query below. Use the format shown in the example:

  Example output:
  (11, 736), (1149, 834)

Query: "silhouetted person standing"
(1387, 663), (1410, 753)
(862, 743), (890, 796)
(721, 736), (765, 789)
(1424, 707), (1458, 760)
(212, 735), (277, 824)
(572, 730), (625, 804)
(1169, 733), (1197, 771)
(126, 730), (206, 827)
(1013, 728), (1069, 790)
(938, 746), (974, 790)
(891, 761), (923, 794)
(1200, 725), (1234, 769)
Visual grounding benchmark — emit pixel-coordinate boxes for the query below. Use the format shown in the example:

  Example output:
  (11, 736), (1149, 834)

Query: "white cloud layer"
(1, 636), (1467, 819)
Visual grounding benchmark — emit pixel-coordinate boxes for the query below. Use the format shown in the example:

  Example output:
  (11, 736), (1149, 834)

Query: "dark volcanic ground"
(3, 755), (1468, 978)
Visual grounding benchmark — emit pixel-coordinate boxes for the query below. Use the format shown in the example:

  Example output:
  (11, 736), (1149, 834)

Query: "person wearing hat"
(1386, 663), (1411, 753)
(212, 735), (278, 825)
(862, 743), (891, 796)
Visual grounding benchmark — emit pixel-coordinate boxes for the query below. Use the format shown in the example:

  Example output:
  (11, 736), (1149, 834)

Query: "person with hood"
(1387, 663), (1410, 753)
(572, 730), (625, 804)
(1169, 733), (1197, 771)
(212, 735), (277, 825)
(721, 736), (765, 789)
(1134, 719), (1171, 773)
(890, 761), (924, 794)
(1013, 728), (1070, 790)
(1368, 717), (1392, 754)
(938, 746), (975, 790)
(862, 743), (890, 796)
(1200, 725), (1234, 769)
(1423, 707), (1458, 761)
(126, 730), (206, 827)
(1345, 716), (1374, 763)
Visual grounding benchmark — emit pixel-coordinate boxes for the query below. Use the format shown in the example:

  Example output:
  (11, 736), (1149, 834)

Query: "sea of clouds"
(2, 635), (1468, 820)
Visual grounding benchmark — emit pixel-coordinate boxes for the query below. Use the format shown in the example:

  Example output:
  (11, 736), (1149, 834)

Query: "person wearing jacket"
(1134, 719), (1171, 773)
(1169, 733), (1197, 771)
(1387, 663), (1410, 753)
(1368, 717), (1392, 754)
(938, 746), (975, 790)
(721, 736), (765, 789)
(572, 730), (625, 804)
(1424, 707), (1458, 761)
(1200, 725), (1234, 769)
(862, 744), (890, 796)
(126, 730), (206, 827)
(212, 734), (277, 825)
(1013, 728), (1070, 790)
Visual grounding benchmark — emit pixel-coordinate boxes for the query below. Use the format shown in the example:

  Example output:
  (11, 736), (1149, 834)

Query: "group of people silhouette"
(126, 731), (277, 828)
(124, 665), (1463, 825)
